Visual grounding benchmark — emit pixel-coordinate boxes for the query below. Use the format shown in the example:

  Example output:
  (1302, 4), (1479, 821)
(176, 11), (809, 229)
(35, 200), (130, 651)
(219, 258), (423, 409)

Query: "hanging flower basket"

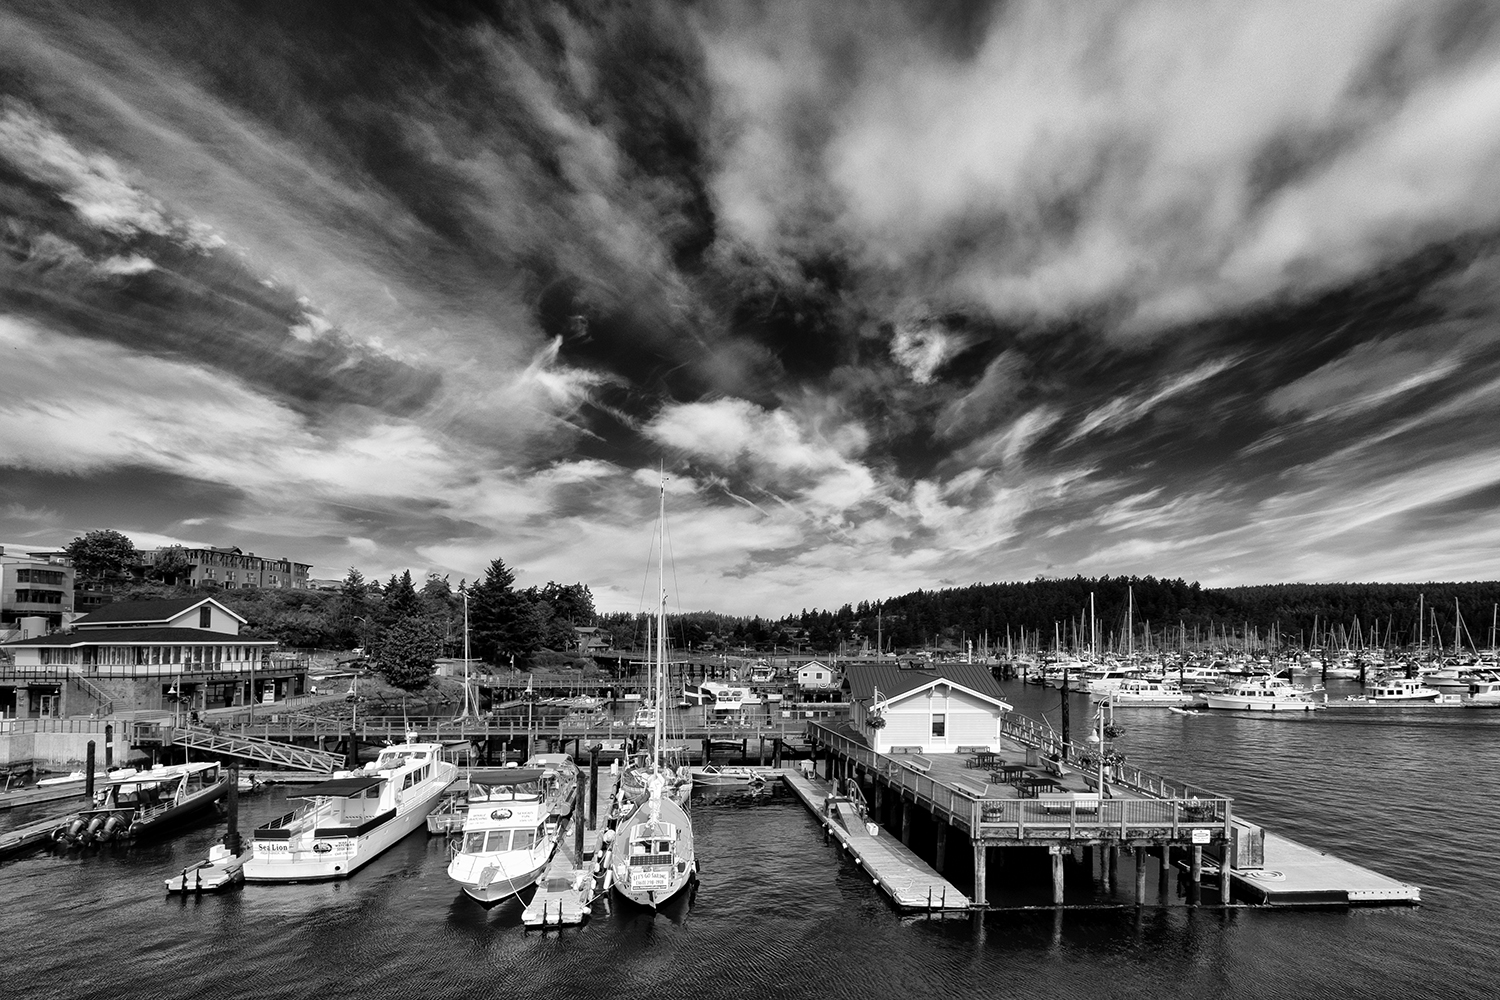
(867, 712), (887, 730)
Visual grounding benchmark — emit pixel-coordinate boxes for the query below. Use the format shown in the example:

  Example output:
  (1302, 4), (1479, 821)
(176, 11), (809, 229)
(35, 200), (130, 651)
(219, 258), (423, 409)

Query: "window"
(485, 830), (512, 851)
(931, 713), (946, 739)
(463, 831), (486, 853)
(199, 607), (212, 628)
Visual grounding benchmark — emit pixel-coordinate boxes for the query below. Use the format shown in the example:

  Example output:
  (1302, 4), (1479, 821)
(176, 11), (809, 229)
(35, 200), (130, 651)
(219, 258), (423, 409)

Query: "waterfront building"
(843, 661), (1013, 755)
(140, 546), (311, 590)
(0, 547), (75, 629)
(796, 659), (838, 691)
(0, 595), (296, 719)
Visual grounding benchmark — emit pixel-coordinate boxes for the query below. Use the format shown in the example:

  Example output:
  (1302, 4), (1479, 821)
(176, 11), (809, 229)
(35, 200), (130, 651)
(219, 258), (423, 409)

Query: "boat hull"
(456, 856), (552, 904)
(244, 764), (455, 882)
(1200, 695), (1320, 711)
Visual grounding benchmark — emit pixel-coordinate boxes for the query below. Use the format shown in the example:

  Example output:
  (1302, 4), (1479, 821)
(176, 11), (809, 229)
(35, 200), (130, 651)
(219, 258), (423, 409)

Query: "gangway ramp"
(171, 725), (343, 773)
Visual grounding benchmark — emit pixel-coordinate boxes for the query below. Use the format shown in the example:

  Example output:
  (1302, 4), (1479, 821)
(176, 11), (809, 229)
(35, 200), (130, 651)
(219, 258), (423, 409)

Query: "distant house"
(796, 660), (837, 690)
(574, 626), (611, 654)
(843, 662), (1013, 755)
(1, 596), (295, 719)
(141, 545), (311, 590)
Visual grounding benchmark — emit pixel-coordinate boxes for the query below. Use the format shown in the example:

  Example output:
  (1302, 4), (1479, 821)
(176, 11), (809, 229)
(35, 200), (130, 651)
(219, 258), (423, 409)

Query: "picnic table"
(1018, 773), (1063, 798)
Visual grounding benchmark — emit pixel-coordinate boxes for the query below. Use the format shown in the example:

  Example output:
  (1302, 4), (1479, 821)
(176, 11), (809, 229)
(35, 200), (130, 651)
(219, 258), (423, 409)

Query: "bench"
(955, 745), (991, 754)
(952, 774), (990, 798)
(900, 754), (934, 774)
(1037, 791), (1101, 813)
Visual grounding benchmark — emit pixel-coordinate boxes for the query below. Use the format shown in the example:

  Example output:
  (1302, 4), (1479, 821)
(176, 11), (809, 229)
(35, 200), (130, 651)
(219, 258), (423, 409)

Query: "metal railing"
(810, 721), (1231, 844)
(0, 718), (116, 735)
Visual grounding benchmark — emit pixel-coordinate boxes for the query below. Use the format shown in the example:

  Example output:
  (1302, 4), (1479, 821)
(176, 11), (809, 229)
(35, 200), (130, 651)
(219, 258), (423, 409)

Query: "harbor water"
(3, 681), (1497, 1000)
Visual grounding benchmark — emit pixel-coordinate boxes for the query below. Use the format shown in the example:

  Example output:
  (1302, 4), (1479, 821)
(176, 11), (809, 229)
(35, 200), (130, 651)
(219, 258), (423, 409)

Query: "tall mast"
(656, 474), (667, 772)
(462, 588), (472, 718)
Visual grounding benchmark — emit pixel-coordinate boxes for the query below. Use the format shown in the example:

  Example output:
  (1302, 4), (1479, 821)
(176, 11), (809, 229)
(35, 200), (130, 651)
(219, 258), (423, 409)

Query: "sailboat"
(610, 477), (697, 909)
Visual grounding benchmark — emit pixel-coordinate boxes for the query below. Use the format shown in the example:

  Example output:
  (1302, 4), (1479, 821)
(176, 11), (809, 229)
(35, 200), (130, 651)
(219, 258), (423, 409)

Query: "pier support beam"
(1107, 846), (1119, 886)
(1051, 847), (1065, 904)
(1220, 847), (1232, 902)
(85, 740), (96, 801)
(1159, 845), (1171, 897)
(972, 844), (987, 907)
(900, 801), (912, 846)
(1134, 847), (1147, 905)
(1190, 846), (1203, 906)
(935, 823), (948, 872)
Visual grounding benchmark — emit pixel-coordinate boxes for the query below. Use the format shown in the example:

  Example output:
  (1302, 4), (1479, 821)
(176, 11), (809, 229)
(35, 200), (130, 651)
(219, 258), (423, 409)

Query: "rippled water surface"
(4, 684), (1497, 1000)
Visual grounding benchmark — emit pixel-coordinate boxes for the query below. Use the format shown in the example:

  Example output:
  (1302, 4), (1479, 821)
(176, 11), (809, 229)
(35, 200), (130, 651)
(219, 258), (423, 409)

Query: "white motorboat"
(244, 734), (456, 882)
(1102, 678), (1196, 707)
(1201, 677), (1325, 712)
(446, 756), (578, 904)
(688, 763), (776, 787)
(53, 762), (226, 846)
(37, 766), (138, 788)
(1369, 677), (1440, 702)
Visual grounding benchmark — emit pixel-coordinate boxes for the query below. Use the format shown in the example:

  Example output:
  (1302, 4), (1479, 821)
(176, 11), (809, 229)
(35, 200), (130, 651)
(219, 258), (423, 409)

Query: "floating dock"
(1227, 830), (1421, 906)
(521, 768), (621, 928)
(0, 813), (71, 860)
(782, 767), (971, 913)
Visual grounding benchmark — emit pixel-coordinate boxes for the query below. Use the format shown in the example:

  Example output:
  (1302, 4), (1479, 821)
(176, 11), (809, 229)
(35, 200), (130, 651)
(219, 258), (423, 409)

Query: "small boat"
(243, 733), (457, 882)
(446, 756), (579, 904)
(52, 763), (227, 847)
(1167, 706), (1201, 716)
(164, 842), (248, 893)
(688, 764), (776, 787)
(37, 767), (138, 788)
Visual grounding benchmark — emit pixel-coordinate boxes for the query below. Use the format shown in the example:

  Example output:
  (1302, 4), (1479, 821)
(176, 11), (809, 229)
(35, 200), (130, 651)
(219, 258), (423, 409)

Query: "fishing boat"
(52, 762), (227, 847)
(609, 475), (697, 910)
(1201, 677), (1325, 712)
(243, 733), (456, 882)
(446, 755), (579, 904)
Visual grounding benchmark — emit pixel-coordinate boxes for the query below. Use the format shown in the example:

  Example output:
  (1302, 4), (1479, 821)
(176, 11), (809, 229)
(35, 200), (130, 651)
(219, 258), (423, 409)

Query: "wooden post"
(1134, 847), (1147, 905)
(824, 745), (834, 781)
(588, 746), (600, 827)
(935, 822), (947, 872)
(758, 736), (765, 766)
(900, 800), (912, 846)
(574, 791), (585, 858)
(1189, 845), (1203, 906)
(1107, 845), (1119, 885)
(772, 737), (782, 768)
(702, 737), (711, 766)
(85, 740), (96, 800)
(972, 843), (988, 907)
(1220, 845), (1232, 902)
(1052, 848), (1065, 904)
(1158, 844), (1171, 897)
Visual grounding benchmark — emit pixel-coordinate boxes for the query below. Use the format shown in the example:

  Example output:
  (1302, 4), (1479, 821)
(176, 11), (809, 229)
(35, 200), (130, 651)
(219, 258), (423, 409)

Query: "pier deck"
(1227, 831), (1420, 906)
(522, 769), (621, 928)
(783, 767), (970, 912)
(0, 813), (72, 859)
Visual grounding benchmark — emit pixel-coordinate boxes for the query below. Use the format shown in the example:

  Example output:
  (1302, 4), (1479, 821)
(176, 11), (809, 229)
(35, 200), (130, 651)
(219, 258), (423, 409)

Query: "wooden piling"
(935, 822), (947, 872)
(972, 843), (988, 907)
(588, 746), (600, 826)
(1052, 848), (1065, 904)
(900, 800), (912, 846)
(225, 762), (242, 855)
(85, 741), (96, 801)
(1134, 846), (1147, 905)
(1158, 844), (1171, 897)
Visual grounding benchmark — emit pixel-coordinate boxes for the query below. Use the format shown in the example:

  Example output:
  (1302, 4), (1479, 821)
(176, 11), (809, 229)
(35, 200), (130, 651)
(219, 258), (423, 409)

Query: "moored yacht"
(1202, 677), (1325, 712)
(244, 735), (456, 882)
(446, 755), (579, 904)
(1103, 677), (1196, 707)
(53, 762), (227, 846)
(1369, 677), (1440, 702)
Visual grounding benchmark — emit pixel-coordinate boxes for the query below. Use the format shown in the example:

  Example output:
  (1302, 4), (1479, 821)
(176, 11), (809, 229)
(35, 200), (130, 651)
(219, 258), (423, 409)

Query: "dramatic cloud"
(4, 1), (1500, 614)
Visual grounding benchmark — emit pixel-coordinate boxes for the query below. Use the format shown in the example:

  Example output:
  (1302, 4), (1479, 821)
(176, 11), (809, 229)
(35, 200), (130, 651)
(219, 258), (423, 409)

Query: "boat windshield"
(377, 749), (428, 768)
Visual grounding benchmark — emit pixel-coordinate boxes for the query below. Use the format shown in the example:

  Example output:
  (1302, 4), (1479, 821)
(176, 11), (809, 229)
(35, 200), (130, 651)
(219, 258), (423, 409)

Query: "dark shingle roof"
(74, 596), (241, 627)
(843, 661), (1010, 707)
(3, 627), (275, 647)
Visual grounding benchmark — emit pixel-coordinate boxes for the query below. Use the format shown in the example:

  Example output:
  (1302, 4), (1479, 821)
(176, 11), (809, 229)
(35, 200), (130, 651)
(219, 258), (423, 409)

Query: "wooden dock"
(0, 785), (89, 812)
(521, 769), (621, 928)
(782, 768), (971, 913)
(0, 813), (70, 859)
(1227, 830), (1420, 906)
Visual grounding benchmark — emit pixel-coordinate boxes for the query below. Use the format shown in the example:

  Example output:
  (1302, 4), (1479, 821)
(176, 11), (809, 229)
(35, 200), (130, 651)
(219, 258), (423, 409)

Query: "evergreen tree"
(468, 558), (541, 666)
(378, 617), (444, 690)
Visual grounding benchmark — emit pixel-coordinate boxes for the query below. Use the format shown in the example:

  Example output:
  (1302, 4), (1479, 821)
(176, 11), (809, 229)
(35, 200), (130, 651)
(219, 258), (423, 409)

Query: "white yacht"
(446, 755), (579, 904)
(1103, 677), (1196, 707)
(244, 735), (456, 882)
(1369, 677), (1440, 702)
(1202, 677), (1325, 712)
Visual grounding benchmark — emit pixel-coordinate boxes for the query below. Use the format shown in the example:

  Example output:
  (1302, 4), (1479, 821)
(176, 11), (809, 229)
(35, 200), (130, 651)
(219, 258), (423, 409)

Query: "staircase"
(66, 672), (116, 717)
(171, 725), (344, 773)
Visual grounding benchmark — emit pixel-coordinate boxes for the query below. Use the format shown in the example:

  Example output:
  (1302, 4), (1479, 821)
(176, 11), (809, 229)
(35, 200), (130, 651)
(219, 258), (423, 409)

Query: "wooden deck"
(521, 769), (621, 928)
(0, 813), (70, 859)
(1228, 831), (1421, 906)
(782, 768), (970, 912)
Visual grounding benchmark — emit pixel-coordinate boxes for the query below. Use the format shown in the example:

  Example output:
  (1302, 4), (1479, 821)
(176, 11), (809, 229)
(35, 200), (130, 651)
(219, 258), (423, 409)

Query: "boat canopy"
(467, 768), (546, 786)
(296, 775), (385, 798)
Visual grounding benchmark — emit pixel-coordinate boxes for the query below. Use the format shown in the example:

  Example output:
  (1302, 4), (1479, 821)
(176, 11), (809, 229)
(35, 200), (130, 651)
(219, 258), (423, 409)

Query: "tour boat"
(446, 754), (579, 904)
(1201, 677), (1325, 712)
(1369, 677), (1441, 702)
(609, 475), (696, 910)
(37, 766), (137, 788)
(243, 734), (456, 882)
(52, 762), (227, 846)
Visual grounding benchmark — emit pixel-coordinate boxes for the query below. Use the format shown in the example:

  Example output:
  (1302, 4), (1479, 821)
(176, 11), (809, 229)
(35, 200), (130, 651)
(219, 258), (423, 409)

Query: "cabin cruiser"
(53, 762), (226, 846)
(688, 763), (776, 787)
(1369, 677), (1440, 702)
(1103, 677), (1196, 707)
(446, 755), (579, 904)
(244, 735), (456, 882)
(1201, 677), (1325, 712)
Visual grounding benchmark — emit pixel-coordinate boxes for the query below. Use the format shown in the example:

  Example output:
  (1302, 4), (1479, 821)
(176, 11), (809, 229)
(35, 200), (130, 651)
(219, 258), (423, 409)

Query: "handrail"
(808, 721), (1231, 843)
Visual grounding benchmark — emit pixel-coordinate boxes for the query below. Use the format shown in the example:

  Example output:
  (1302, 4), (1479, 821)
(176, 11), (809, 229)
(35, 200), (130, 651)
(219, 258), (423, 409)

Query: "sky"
(5, 1), (1500, 616)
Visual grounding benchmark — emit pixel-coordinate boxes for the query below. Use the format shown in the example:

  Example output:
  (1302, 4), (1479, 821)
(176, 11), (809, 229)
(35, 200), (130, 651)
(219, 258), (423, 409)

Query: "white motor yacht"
(1369, 677), (1440, 702)
(1202, 677), (1324, 712)
(446, 756), (578, 904)
(244, 735), (456, 882)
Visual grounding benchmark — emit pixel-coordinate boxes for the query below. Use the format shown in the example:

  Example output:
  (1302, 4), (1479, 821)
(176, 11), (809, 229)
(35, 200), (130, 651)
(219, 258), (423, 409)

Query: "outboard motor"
(80, 815), (106, 845)
(101, 815), (129, 842)
(54, 819), (85, 845)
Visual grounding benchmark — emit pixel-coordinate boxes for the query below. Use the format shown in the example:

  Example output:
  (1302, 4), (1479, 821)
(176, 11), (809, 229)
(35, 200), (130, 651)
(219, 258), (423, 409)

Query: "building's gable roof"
(844, 662), (1011, 711)
(2, 626), (276, 647)
(73, 596), (245, 627)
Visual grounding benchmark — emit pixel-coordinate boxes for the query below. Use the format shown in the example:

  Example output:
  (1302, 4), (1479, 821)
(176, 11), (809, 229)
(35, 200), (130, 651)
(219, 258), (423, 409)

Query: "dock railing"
(810, 721), (1231, 844)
